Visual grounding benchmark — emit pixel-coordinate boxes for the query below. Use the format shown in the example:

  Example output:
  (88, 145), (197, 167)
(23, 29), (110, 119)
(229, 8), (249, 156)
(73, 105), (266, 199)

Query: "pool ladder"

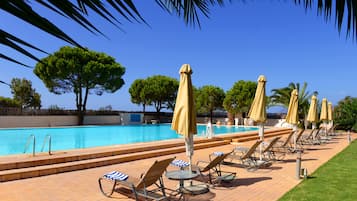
(24, 134), (52, 156)
(41, 134), (52, 155)
(23, 134), (36, 156)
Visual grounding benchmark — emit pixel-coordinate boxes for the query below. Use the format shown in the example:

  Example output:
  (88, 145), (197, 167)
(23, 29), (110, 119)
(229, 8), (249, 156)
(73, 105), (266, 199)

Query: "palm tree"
(1, 1), (356, 66)
(270, 82), (318, 128)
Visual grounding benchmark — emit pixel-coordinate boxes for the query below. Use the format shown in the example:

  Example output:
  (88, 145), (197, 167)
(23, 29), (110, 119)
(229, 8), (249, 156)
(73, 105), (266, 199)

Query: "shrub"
(334, 96), (357, 131)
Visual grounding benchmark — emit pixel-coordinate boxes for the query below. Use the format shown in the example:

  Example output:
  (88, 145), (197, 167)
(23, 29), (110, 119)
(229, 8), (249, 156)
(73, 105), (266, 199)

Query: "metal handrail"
(41, 134), (52, 155)
(24, 134), (36, 156)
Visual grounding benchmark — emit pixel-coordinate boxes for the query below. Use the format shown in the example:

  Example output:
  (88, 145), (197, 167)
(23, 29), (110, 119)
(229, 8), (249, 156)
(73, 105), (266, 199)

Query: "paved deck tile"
(0, 131), (354, 201)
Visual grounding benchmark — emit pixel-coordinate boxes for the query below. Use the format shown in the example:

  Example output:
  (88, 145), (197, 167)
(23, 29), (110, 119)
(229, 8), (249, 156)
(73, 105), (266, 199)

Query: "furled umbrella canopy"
(286, 89), (299, 125)
(248, 75), (267, 123)
(171, 64), (197, 170)
(285, 89), (299, 150)
(307, 95), (318, 123)
(248, 75), (267, 160)
(328, 102), (333, 121)
(320, 98), (329, 136)
(320, 98), (328, 121)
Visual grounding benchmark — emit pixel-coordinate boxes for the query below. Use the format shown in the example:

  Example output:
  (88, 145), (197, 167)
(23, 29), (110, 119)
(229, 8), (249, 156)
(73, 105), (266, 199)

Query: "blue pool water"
(0, 124), (258, 156)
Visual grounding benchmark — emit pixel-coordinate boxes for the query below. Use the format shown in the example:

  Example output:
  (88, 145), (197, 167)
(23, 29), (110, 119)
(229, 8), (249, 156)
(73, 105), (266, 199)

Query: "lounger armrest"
(118, 180), (136, 188)
(196, 160), (210, 166)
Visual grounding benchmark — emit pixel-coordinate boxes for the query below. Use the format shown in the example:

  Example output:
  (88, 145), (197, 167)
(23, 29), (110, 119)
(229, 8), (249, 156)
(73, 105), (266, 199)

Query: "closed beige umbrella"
(172, 64), (197, 171)
(328, 101), (333, 130)
(307, 95), (318, 129)
(285, 89), (299, 149)
(286, 89), (299, 125)
(248, 75), (267, 123)
(320, 98), (328, 121)
(248, 75), (267, 160)
(320, 98), (328, 136)
(328, 102), (333, 121)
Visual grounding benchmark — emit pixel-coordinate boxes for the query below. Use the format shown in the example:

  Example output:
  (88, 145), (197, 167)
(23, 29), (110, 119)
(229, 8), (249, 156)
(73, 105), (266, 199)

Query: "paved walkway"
(0, 131), (354, 201)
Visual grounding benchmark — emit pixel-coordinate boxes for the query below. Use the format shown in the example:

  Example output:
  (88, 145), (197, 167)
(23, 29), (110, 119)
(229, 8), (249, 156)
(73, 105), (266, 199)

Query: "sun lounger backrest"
(136, 157), (175, 189)
(327, 125), (336, 135)
(313, 128), (322, 139)
(241, 140), (262, 160)
(295, 129), (305, 143)
(305, 128), (316, 140)
(281, 131), (295, 147)
(262, 137), (281, 153)
(201, 151), (232, 172)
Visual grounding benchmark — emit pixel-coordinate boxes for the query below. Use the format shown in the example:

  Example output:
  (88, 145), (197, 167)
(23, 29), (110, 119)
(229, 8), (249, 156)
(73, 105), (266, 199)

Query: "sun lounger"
(260, 136), (281, 161)
(98, 157), (175, 201)
(272, 130), (295, 156)
(301, 128), (321, 145)
(227, 140), (269, 171)
(294, 129), (305, 152)
(193, 151), (236, 185)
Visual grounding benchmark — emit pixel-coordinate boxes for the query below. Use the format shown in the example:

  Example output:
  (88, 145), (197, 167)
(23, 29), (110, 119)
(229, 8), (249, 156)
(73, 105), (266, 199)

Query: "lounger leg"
(159, 177), (167, 197)
(131, 186), (139, 201)
(98, 178), (116, 197)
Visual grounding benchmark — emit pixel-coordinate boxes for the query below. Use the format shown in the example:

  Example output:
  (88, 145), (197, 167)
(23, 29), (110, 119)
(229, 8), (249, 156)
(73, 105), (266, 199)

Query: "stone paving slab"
(0, 131), (354, 201)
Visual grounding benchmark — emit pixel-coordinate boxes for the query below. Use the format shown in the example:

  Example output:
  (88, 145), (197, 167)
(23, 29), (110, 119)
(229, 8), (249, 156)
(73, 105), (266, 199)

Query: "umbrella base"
(181, 181), (209, 195)
(256, 160), (272, 168)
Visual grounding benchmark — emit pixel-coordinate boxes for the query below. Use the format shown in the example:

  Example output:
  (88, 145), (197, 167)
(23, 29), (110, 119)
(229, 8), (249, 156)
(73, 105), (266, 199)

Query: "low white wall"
(0, 115), (282, 128)
(0, 116), (78, 128)
(0, 115), (121, 128)
(119, 113), (143, 125)
(83, 115), (121, 125)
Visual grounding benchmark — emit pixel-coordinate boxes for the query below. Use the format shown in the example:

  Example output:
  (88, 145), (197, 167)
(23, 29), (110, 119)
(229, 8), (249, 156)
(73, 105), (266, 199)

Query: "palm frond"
(1, 0), (357, 67)
(0, 0), (145, 66)
(155, 0), (225, 27)
(296, 0), (357, 39)
(2, 1), (83, 46)
(0, 29), (46, 67)
(0, 53), (33, 68)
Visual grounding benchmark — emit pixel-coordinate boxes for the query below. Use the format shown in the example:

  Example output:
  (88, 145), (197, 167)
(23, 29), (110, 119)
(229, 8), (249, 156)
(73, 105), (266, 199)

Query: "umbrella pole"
(189, 156), (192, 172)
(259, 123), (264, 161)
(293, 125), (298, 150)
(312, 123), (316, 140)
(185, 136), (194, 172)
(312, 123), (316, 130)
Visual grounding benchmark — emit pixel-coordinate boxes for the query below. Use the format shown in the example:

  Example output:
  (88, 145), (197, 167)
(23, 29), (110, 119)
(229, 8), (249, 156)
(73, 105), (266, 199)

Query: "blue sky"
(0, 1), (356, 112)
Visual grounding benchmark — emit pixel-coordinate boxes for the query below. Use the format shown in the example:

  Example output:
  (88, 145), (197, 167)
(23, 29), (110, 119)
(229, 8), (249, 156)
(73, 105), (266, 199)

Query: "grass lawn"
(279, 140), (357, 201)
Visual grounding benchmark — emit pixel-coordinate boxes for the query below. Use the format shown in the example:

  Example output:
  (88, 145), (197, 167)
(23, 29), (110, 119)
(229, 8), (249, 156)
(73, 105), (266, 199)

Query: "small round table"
(166, 170), (199, 199)
(166, 170), (198, 189)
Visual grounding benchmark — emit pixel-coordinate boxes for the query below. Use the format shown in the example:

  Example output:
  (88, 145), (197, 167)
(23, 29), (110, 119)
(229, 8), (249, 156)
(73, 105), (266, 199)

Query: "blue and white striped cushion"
(171, 159), (190, 168)
(213, 151), (224, 156)
(104, 171), (129, 181)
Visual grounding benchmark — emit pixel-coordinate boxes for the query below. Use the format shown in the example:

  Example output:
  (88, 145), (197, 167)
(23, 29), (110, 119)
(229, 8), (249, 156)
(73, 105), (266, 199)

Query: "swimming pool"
(0, 124), (258, 156)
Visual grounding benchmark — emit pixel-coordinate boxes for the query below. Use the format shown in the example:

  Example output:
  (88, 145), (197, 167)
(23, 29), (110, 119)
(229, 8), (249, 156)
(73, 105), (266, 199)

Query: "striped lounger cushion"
(103, 171), (129, 181)
(213, 151), (224, 156)
(171, 159), (190, 168)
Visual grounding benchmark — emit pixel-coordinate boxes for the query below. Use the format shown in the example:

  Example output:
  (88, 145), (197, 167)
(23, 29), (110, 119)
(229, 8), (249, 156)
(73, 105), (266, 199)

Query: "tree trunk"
(77, 87), (89, 126)
(83, 87), (89, 112)
(78, 110), (84, 125)
(155, 102), (161, 122)
(75, 90), (82, 125)
(210, 109), (213, 123)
